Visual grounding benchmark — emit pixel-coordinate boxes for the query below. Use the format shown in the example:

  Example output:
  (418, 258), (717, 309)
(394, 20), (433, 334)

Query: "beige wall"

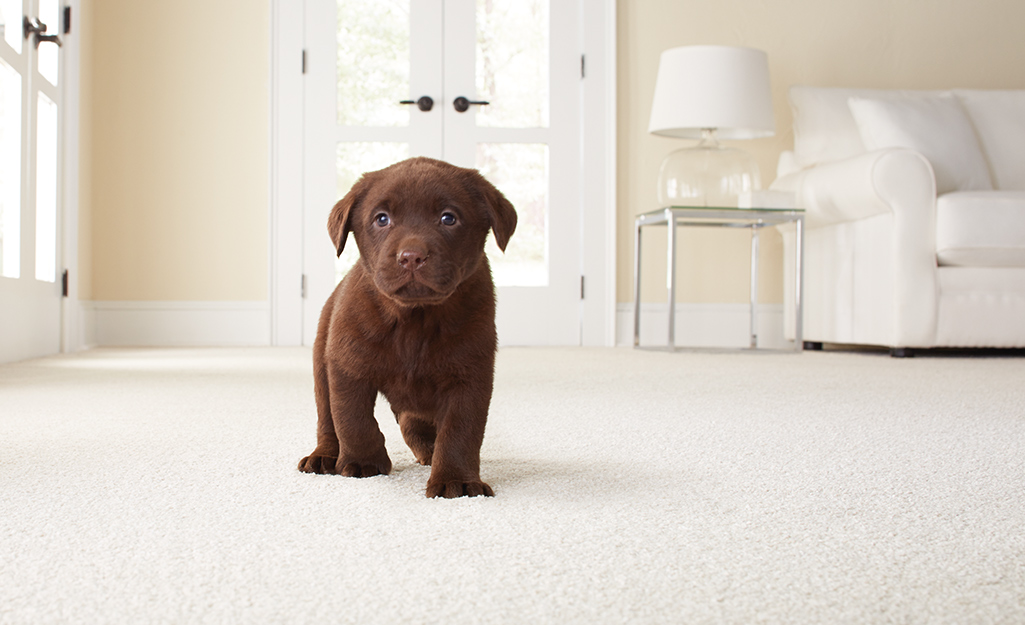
(81, 0), (269, 301)
(76, 1), (1025, 308)
(619, 0), (1025, 305)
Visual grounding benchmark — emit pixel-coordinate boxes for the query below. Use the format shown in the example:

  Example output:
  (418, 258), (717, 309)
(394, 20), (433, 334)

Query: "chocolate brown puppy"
(298, 157), (516, 498)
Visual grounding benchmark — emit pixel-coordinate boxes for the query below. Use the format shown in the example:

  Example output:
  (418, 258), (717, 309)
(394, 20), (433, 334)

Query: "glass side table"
(633, 206), (805, 352)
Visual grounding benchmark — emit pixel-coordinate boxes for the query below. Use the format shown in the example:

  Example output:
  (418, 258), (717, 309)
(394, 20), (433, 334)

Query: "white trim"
(579, 0), (617, 346)
(268, 0), (304, 346)
(61, 0), (83, 354)
(617, 303), (792, 350)
(300, 0), (339, 346)
(85, 301), (272, 347)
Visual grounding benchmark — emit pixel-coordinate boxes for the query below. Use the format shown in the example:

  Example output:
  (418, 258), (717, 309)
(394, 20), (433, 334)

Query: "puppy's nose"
(398, 248), (427, 271)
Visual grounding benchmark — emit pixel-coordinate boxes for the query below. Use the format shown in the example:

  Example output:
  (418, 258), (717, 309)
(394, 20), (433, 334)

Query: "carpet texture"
(2, 347), (1024, 624)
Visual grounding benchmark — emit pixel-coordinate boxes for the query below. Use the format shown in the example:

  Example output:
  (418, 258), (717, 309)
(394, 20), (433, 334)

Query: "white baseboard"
(77, 301), (788, 350)
(617, 302), (794, 349)
(82, 301), (271, 347)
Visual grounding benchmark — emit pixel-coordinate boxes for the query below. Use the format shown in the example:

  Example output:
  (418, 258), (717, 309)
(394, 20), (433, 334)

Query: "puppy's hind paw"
(298, 454), (338, 474)
(426, 480), (494, 499)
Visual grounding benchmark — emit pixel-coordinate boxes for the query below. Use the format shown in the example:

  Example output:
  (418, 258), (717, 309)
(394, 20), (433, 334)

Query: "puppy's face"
(328, 158), (517, 307)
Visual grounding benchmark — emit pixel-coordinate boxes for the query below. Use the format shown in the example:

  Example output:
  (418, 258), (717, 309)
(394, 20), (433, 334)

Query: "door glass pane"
(335, 142), (409, 283)
(337, 0), (409, 127)
(477, 143), (547, 286)
(0, 0), (23, 53)
(0, 58), (19, 278)
(35, 91), (56, 282)
(475, 0), (549, 128)
(37, 0), (59, 86)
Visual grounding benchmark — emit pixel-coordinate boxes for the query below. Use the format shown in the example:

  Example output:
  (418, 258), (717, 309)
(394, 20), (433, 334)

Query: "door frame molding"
(580, 0), (617, 347)
(268, 0), (305, 346)
(62, 0), (84, 353)
(268, 0), (616, 346)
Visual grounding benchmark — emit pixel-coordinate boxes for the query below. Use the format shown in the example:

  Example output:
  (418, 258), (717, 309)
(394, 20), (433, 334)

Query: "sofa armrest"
(771, 148), (941, 347)
(771, 148), (937, 228)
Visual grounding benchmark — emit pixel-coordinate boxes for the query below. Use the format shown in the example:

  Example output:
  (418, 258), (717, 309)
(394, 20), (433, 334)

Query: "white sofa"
(771, 86), (1025, 355)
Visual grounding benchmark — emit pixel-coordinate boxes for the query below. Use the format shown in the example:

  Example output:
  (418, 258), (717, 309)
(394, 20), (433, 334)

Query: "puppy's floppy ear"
(469, 170), (518, 252)
(327, 172), (375, 257)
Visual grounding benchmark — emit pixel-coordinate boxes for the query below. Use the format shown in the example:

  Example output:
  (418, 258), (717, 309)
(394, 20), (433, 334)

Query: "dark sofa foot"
(889, 347), (915, 358)
(803, 341), (823, 351)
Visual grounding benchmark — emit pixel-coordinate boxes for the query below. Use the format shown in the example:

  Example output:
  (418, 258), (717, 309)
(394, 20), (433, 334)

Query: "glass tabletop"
(642, 205), (805, 215)
(636, 206), (805, 228)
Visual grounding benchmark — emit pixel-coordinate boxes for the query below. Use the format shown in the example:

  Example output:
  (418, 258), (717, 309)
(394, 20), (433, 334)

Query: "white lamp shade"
(648, 45), (775, 140)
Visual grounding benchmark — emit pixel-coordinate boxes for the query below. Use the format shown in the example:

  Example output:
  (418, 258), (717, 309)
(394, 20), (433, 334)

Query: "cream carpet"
(1, 346), (1023, 624)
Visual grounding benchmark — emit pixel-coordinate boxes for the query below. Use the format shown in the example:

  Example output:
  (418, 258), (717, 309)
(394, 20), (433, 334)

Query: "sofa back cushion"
(848, 94), (993, 195)
(955, 90), (1025, 191)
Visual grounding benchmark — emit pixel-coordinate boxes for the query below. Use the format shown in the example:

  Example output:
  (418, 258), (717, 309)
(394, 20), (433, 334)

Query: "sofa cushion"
(849, 95), (993, 195)
(936, 191), (1025, 267)
(788, 86), (947, 168)
(955, 90), (1025, 191)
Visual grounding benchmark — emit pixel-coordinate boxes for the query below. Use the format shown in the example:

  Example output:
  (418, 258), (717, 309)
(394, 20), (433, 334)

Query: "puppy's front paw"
(426, 480), (494, 499)
(298, 454), (338, 474)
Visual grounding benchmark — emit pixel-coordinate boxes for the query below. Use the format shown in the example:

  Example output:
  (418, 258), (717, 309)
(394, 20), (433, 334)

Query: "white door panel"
(0, 0), (64, 364)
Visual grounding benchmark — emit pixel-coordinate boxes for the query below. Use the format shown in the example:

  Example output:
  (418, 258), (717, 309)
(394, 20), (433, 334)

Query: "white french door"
(0, 0), (64, 364)
(301, 0), (584, 346)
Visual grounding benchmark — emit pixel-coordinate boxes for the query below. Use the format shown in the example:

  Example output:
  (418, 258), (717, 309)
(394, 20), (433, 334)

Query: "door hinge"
(580, 275), (585, 300)
(580, 54), (586, 79)
(302, 49), (307, 74)
(301, 274), (308, 299)
(63, 6), (71, 34)
(61, 269), (68, 297)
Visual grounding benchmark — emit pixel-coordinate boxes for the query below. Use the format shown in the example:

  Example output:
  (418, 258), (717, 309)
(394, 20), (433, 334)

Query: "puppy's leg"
(328, 366), (392, 478)
(397, 412), (436, 466)
(425, 386), (494, 498)
(298, 325), (340, 474)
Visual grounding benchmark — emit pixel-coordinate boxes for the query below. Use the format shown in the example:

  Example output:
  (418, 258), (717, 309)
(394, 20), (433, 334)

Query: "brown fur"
(298, 157), (517, 498)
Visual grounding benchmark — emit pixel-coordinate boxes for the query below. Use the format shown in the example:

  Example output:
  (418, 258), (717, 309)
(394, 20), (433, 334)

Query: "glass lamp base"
(656, 131), (761, 208)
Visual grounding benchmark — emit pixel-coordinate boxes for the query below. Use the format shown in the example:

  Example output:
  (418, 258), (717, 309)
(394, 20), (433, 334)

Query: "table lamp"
(648, 45), (774, 207)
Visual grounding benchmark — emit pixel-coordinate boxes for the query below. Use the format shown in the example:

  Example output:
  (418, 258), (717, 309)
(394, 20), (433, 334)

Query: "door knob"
(23, 16), (62, 48)
(453, 96), (490, 113)
(399, 96), (434, 112)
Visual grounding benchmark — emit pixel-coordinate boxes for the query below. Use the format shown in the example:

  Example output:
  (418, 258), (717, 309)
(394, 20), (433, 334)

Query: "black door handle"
(453, 96), (490, 113)
(399, 96), (434, 112)
(23, 16), (62, 48)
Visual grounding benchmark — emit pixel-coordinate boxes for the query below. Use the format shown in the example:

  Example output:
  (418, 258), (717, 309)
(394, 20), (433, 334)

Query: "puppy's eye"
(374, 213), (390, 227)
(440, 212), (457, 226)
